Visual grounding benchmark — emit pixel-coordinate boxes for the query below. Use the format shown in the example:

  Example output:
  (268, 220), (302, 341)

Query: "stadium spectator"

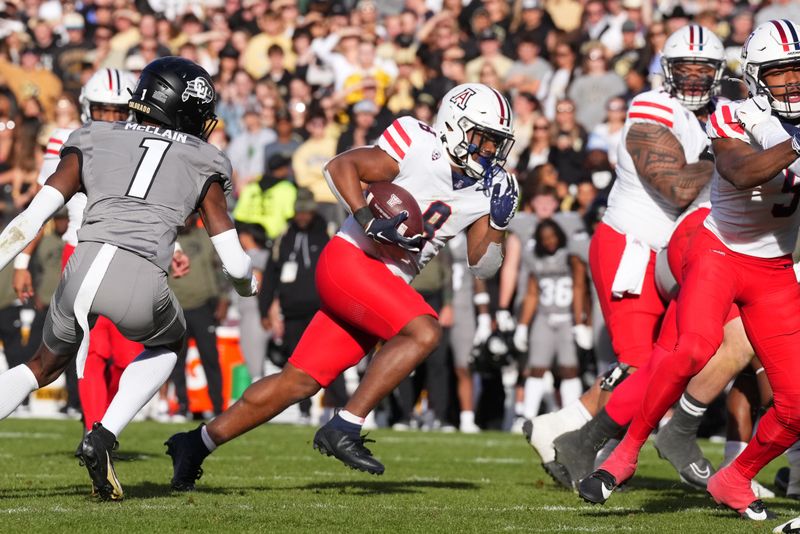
(568, 42), (627, 131)
(233, 152), (297, 241)
(292, 113), (340, 227)
(227, 105), (277, 194)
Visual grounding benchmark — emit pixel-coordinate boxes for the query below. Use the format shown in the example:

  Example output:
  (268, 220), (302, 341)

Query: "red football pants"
(590, 222), (666, 368)
(289, 237), (437, 387)
(617, 227), (800, 477)
(605, 208), (738, 426)
(78, 316), (143, 430)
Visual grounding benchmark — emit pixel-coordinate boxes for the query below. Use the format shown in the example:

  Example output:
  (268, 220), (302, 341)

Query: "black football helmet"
(128, 56), (218, 140)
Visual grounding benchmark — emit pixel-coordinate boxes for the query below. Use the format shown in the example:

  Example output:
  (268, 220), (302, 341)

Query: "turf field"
(0, 418), (796, 533)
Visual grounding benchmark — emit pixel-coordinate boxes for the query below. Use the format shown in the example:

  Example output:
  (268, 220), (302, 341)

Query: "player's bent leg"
(0, 342), (74, 419)
(314, 315), (441, 475)
(344, 315), (441, 417)
(655, 315), (752, 489)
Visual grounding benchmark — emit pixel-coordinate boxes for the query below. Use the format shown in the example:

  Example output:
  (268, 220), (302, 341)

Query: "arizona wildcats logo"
(450, 88), (476, 110)
(182, 77), (214, 104)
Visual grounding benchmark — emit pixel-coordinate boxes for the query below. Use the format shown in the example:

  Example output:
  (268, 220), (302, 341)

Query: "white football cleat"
(523, 411), (578, 464)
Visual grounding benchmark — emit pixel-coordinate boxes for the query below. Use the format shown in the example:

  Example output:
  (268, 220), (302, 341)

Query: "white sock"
(338, 409), (365, 425)
(557, 400), (592, 427)
(460, 410), (475, 426)
(0, 365), (39, 419)
(200, 425), (217, 452)
(559, 377), (583, 407)
(514, 401), (525, 417)
(723, 440), (747, 467)
(101, 348), (177, 437)
(523, 377), (546, 420)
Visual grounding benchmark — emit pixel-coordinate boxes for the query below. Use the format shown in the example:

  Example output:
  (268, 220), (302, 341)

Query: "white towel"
(73, 243), (118, 378)
(611, 235), (651, 298)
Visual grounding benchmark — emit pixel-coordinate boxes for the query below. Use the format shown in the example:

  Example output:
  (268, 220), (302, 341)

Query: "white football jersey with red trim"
(704, 100), (800, 258)
(603, 90), (710, 250)
(337, 115), (501, 282)
(38, 127), (86, 247)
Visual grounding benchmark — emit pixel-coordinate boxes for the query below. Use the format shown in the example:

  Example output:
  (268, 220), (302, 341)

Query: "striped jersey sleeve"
(706, 101), (749, 142)
(37, 127), (74, 186)
(626, 93), (676, 129)
(378, 116), (417, 162)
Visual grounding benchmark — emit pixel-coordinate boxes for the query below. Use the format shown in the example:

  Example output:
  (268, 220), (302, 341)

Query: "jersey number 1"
(126, 138), (172, 199)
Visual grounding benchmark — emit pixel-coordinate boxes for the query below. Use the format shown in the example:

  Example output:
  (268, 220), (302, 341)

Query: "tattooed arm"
(626, 123), (714, 209)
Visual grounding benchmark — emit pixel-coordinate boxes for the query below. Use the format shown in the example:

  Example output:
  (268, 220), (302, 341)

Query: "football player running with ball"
(165, 83), (519, 487)
(580, 20), (800, 521)
(0, 57), (257, 501)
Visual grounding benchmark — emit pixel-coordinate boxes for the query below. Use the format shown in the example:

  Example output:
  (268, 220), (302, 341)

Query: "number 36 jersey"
(705, 101), (800, 258)
(62, 121), (233, 271)
(337, 115), (506, 283)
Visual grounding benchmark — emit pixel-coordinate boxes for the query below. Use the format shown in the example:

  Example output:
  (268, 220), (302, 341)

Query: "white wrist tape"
(469, 242), (504, 279)
(0, 185), (64, 271)
(210, 228), (252, 280)
(13, 253), (30, 269)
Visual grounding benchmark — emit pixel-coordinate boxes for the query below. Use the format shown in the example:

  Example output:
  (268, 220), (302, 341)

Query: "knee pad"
(673, 332), (719, 377)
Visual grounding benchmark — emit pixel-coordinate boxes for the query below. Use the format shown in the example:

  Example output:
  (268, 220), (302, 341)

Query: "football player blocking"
(525, 24), (746, 488)
(165, 82), (519, 486)
(0, 57), (258, 501)
(579, 19), (800, 522)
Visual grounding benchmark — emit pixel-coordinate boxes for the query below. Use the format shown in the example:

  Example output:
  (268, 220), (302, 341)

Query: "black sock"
(327, 413), (362, 437)
(670, 392), (707, 436)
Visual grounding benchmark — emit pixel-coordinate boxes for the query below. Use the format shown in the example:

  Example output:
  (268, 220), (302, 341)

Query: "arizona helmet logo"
(449, 88), (476, 110)
(182, 77), (214, 104)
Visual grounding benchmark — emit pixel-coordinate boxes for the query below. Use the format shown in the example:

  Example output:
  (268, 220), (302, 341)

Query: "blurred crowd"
(0, 0), (796, 432)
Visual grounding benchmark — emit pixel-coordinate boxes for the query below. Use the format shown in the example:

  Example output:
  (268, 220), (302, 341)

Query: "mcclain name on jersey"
(123, 122), (189, 143)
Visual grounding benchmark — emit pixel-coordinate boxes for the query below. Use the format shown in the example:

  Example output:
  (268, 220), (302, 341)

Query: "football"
(365, 182), (424, 239)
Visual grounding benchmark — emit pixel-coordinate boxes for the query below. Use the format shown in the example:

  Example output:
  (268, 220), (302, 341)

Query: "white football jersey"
(38, 127), (86, 247)
(337, 116), (503, 282)
(704, 100), (800, 258)
(603, 90), (710, 250)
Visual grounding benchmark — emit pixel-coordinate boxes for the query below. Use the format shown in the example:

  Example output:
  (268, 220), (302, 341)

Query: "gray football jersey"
(523, 246), (573, 316)
(63, 121), (232, 272)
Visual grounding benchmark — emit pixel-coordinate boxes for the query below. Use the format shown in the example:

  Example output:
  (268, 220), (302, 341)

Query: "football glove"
(735, 95), (771, 134)
(363, 211), (423, 253)
(473, 313), (492, 346)
(572, 324), (594, 350)
(489, 171), (519, 231)
(513, 324), (529, 353)
(496, 309), (516, 334)
(225, 268), (259, 297)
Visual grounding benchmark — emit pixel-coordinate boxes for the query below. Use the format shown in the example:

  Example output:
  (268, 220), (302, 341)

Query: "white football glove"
(495, 309), (515, 334)
(473, 313), (492, 346)
(572, 324), (594, 350)
(225, 268), (259, 297)
(735, 95), (772, 134)
(513, 324), (529, 353)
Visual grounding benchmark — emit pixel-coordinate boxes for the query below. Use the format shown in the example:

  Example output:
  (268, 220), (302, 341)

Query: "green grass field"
(0, 418), (796, 533)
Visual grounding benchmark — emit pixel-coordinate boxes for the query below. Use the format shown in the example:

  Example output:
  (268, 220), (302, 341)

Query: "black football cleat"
(774, 515), (800, 533)
(739, 499), (777, 521)
(542, 461), (574, 489)
(578, 469), (618, 505)
(553, 429), (601, 488)
(313, 425), (385, 475)
(654, 422), (715, 490)
(165, 425), (209, 491)
(76, 422), (123, 501)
